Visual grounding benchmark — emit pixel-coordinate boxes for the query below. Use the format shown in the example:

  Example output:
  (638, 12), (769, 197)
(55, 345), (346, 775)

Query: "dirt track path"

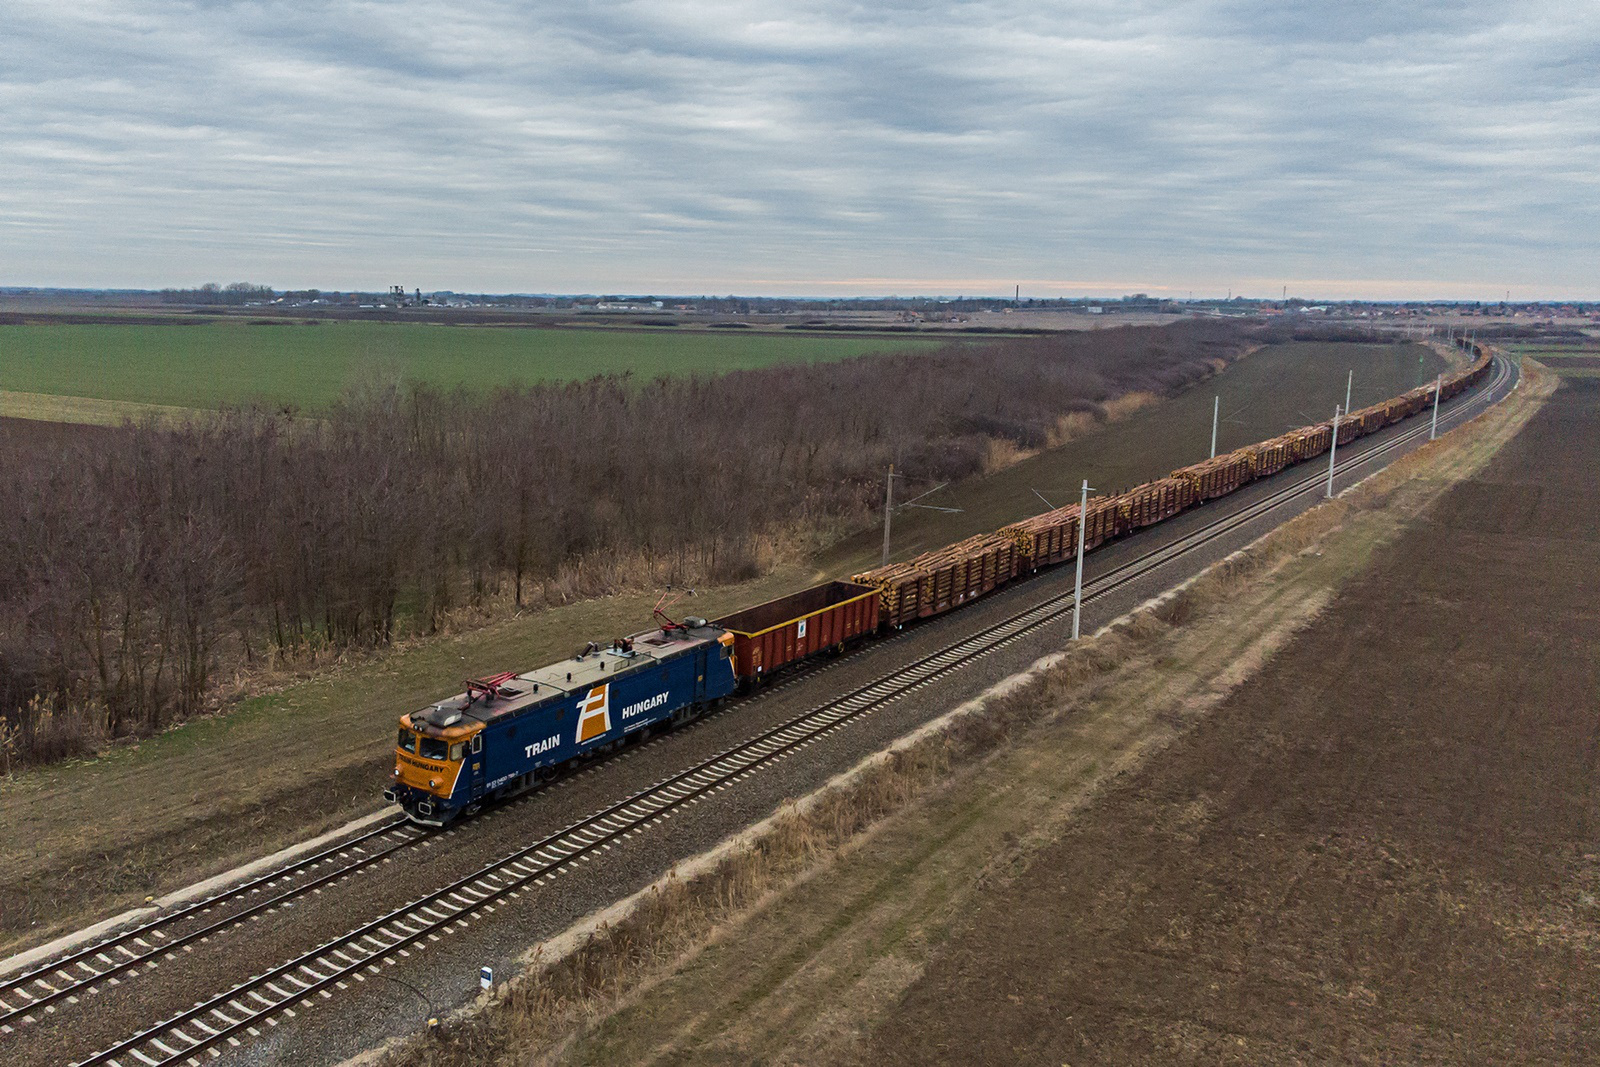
(864, 379), (1600, 1064)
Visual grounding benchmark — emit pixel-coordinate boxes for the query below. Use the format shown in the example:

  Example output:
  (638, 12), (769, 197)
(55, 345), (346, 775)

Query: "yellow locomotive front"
(386, 712), (479, 823)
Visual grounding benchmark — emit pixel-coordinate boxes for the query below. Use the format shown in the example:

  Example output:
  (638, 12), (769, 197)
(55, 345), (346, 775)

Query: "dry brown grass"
(1100, 388), (1161, 422)
(1045, 409), (1102, 446)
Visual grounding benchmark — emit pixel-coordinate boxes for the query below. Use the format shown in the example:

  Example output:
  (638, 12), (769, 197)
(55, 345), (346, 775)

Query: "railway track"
(64, 353), (1513, 1067)
(0, 818), (428, 1033)
(0, 612), (876, 1036)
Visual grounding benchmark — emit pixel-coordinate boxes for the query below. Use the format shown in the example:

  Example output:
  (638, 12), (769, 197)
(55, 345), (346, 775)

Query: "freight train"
(388, 615), (738, 823)
(388, 346), (1494, 824)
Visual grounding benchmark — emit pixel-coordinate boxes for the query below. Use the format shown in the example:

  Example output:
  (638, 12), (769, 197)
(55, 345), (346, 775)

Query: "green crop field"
(0, 322), (950, 411)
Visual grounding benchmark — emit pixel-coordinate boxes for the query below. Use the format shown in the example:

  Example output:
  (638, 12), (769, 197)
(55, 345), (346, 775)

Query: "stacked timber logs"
(1171, 450), (1256, 501)
(852, 533), (1019, 627)
(1115, 476), (1194, 532)
(999, 495), (1121, 571)
(1244, 435), (1295, 478)
(1288, 423), (1332, 458)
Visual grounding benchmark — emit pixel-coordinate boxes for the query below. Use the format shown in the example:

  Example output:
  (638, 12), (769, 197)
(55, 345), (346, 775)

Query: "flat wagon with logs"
(1171, 450), (1255, 501)
(999, 495), (1121, 573)
(853, 533), (1020, 628)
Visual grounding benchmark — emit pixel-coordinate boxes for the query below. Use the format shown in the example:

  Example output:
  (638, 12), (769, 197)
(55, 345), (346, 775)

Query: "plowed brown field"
(865, 379), (1600, 1065)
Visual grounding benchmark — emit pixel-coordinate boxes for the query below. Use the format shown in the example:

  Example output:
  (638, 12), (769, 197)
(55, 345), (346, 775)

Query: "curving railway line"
(0, 353), (1516, 1067)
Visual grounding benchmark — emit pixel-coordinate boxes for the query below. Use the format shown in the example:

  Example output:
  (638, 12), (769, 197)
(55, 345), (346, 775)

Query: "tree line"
(158, 282), (275, 305)
(0, 320), (1254, 768)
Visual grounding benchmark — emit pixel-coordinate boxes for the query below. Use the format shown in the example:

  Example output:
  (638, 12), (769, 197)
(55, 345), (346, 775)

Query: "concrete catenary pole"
(881, 464), (894, 567)
(1430, 375), (1442, 440)
(1345, 370), (1353, 417)
(1072, 479), (1093, 640)
(1326, 406), (1341, 499)
(1210, 395), (1219, 459)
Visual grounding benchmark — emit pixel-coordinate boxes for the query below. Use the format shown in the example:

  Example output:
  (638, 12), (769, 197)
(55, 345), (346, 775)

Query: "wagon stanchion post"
(1430, 374), (1442, 440)
(1326, 405), (1341, 499)
(1072, 479), (1095, 640)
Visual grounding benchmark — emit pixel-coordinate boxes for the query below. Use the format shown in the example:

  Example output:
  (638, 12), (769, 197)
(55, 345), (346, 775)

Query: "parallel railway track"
(0, 355), (1508, 1066)
(0, 819), (426, 1034)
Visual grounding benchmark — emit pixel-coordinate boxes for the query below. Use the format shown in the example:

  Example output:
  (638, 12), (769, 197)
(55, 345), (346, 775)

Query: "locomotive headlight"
(429, 778), (438, 788)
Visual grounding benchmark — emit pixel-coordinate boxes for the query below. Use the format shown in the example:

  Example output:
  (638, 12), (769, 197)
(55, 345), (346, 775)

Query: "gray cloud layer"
(2, 1), (1595, 297)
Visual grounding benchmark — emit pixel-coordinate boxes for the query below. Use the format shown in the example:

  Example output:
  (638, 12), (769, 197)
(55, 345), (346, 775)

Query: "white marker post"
(1326, 405), (1341, 499)
(1430, 374), (1442, 440)
(1072, 479), (1094, 640)
(1210, 395), (1219, 459)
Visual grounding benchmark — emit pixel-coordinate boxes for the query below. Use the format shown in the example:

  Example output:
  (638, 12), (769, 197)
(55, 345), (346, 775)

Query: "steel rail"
(70, 354), (1510, 1067)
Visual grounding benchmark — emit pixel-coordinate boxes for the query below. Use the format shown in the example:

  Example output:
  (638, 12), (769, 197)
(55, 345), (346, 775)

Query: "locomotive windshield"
(397, 725), (462, 761)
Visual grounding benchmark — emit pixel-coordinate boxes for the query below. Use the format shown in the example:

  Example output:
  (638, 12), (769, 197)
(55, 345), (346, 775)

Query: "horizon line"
(2, 284), (1596, 305)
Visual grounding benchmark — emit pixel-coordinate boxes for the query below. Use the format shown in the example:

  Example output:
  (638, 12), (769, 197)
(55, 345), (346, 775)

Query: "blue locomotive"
(387, 617), (737, 824)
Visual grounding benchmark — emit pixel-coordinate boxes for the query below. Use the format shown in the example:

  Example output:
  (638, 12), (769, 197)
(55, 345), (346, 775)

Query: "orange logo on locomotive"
(575, 684), (611, 744)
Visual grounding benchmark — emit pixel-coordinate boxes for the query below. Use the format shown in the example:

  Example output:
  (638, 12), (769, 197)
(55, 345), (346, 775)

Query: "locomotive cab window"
(397, 729), (417, 754)
(419, 736), (449, 761)
(449, 742), (466, 761)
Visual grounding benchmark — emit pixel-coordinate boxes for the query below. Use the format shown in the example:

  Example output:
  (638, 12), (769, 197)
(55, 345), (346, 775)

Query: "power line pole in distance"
(1072, 479), (1095, 640)
(1326, 406), (1341, 499)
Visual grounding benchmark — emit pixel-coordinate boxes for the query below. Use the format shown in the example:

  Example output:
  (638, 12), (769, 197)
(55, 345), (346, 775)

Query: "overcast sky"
(2, 1), (1595, 299)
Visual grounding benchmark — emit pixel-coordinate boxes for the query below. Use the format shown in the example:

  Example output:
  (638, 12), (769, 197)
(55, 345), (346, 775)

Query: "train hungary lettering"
(621, 693), (669, 720)
(524, 736), (560, 759)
